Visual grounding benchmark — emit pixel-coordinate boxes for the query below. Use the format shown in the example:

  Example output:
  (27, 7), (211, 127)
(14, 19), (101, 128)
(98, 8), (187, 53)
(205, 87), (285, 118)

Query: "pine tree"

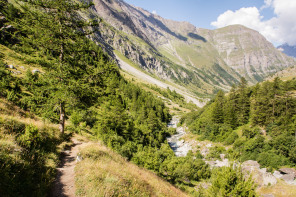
(212, 90), (225, 124)
(14, 0), (97, 134)
(224, 85), (238, 128)
(237, 77), (250, 125)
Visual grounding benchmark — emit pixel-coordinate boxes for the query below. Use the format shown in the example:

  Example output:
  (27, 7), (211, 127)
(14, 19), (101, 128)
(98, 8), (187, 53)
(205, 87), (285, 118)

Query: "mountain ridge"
(88, 0), (295, 97)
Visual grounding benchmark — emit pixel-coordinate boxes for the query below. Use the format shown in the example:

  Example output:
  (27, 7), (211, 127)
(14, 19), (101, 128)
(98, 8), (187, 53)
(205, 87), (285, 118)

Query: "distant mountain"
(277, 44), (296, 58)
(86, 0), (295, 97)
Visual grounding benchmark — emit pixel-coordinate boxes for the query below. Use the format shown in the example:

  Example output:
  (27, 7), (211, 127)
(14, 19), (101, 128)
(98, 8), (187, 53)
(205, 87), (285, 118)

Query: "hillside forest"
(0, 0), (292, 196)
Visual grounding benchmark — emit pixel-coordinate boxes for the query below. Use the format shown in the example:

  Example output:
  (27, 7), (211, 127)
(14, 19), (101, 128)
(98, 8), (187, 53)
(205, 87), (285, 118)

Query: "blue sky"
(123, 0), (273, 29)
(123, 0), (296, 46)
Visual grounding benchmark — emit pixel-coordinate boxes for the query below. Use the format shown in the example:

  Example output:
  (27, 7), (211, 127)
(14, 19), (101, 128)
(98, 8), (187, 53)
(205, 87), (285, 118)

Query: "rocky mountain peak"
(89, 0), (296, 97)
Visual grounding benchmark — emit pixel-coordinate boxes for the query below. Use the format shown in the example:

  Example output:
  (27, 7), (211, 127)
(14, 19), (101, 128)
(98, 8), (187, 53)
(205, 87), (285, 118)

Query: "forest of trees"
(0, 0), (265, 196)
(0, 0), (214, 195)
(182, 77), (296, 169)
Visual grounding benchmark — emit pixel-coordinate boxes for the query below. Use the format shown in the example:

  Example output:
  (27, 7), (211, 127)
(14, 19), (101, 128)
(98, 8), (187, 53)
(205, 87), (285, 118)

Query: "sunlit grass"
(75, 144), (188, 197)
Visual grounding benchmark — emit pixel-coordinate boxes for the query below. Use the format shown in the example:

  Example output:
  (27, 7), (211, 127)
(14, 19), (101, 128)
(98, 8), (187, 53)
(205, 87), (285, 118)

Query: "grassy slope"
(0, 98), (72, 196)
(268, 65), (296, 81)
(75, 144), (188, 197)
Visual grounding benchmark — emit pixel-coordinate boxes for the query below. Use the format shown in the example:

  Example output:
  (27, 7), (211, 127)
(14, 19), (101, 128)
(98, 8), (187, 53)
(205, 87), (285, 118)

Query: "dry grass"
(257, 179), (296, 197)
(75, 144), (189, 197)
(0, 98), (58, 130)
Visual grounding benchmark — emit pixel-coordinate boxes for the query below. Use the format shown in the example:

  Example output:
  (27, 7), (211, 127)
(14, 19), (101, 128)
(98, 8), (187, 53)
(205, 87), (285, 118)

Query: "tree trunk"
(59, 102), (65, 134)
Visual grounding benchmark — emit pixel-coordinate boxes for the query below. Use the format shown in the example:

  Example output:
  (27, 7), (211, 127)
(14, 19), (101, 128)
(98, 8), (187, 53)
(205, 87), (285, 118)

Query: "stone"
(13, 71), (22, 75)
(20, 66), (25, 70)
(215, 159), (229, 167)
(76, 155), (83, 162)
(242, 160), (260, 169)
(273, 170), (282, 179)
(280, 174), (295, 184)
(262, 172), (277, 186)
(6, 64), (14, 69)
(206, 143), (212, 148)
(279, 168), (296, 176)
(32, 69), (40, 74)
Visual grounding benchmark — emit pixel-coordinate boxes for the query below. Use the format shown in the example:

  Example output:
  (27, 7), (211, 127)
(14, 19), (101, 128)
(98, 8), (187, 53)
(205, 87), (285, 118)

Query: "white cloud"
(211, 0), (296, 46)
(152, 10), (157, 15)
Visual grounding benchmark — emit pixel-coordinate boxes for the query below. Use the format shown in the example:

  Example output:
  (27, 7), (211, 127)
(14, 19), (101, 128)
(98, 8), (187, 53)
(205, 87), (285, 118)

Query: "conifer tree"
(212, 90), (225, 124)
(237, 77), (250, 125)
(14, 0), (98, 134)
(224, 85), (238, 128)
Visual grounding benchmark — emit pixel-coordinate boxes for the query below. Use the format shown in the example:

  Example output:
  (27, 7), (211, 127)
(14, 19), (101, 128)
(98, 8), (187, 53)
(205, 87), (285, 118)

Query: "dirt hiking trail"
(50, 138), (90, 197)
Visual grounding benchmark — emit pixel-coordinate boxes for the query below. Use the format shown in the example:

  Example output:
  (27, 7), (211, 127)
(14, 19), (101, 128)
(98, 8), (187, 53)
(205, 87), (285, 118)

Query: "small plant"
(18, 124), (41, 150)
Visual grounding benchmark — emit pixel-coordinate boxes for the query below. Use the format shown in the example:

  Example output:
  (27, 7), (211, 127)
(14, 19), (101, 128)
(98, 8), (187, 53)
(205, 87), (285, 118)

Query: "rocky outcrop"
(201, 25), (294, 82)
(272, 168), (296, 185)
(242, 160), (277, 186)
(88, 0), (296, 97)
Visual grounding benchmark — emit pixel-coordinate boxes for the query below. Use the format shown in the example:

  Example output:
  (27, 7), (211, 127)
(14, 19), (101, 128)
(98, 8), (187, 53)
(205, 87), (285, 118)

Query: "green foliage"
(242, 126), (260, 139)
(183, 77), (296, 169)
(18, 124), (41, 151)
(0, 117), (64, 197)
(132, 145), (211, 184)
(208, 166), (257, 197)
(224, 131), (239, 145)
(257, 151), (290, 169)
(206, 145), (226, 160)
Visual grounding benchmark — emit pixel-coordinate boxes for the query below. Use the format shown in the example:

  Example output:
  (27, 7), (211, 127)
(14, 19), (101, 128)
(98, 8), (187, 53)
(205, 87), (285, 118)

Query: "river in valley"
(167, 116), (191, 157)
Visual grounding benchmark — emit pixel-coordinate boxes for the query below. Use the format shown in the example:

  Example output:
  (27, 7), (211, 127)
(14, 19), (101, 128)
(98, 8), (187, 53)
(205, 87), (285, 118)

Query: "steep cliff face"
(201, 25), (293, 82)
(88, 0), (295, 97)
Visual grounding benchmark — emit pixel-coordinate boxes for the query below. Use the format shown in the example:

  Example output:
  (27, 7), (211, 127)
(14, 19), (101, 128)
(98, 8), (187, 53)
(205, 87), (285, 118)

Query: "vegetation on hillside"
(182, 77), (296, 169)
(0, 0), (260, 196)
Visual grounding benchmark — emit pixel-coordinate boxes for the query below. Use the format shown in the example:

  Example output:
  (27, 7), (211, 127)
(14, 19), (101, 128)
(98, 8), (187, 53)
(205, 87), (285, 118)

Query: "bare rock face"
(88, 0), (296, 97)
(205, 25), (294, 82)
(242, 160), (277, 186)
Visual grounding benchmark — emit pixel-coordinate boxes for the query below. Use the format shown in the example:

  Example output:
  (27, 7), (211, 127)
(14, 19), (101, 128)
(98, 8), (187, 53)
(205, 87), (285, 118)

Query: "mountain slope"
(86, 0), (295, 98)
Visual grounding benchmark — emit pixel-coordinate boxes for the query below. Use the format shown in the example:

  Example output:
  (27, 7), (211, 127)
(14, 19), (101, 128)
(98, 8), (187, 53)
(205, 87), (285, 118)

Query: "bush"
(242, 126), (260, 139)
(207, 146), (226, 160)
(224, 131), (239, 145)
(209, 166), (257, 197)
(257, 151), (290, 168)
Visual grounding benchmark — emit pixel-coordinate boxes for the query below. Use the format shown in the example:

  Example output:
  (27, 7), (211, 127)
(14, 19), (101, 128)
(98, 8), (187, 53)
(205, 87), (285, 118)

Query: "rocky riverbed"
(167, 116), (192, 157)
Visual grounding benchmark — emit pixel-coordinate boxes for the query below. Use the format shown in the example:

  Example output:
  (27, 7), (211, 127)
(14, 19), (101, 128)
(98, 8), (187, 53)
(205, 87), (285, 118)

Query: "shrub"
(209, 166), (257, 197)
(224, 131), (239, 145)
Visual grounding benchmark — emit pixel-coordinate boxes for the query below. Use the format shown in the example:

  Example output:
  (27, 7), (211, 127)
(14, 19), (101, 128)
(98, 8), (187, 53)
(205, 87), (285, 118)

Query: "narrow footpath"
(50, 139), (90, 197)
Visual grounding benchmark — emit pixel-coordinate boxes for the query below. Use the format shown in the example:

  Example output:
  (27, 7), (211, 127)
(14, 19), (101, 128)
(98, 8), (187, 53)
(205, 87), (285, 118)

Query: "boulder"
(273, 170), (282, 179)
(279, 168), (296, 176)
(262, 172), (277, 186)
(242, 160), (277, 186)
(280, 174), (295, 184)
(242, 160), (260, 170)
